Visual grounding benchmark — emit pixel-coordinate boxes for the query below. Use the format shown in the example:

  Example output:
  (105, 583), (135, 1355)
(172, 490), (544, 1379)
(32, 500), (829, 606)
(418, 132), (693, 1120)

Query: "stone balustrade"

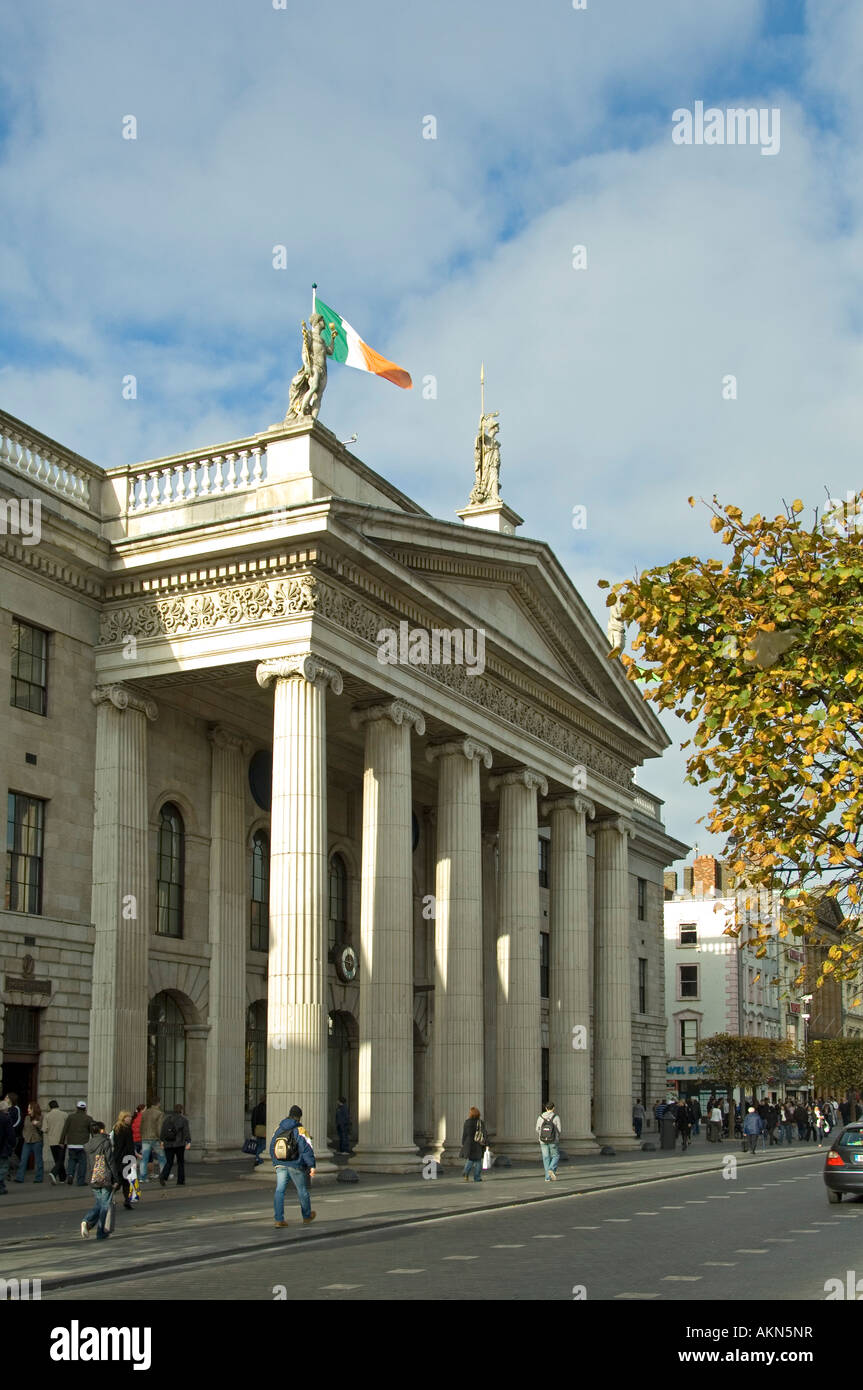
(127, 442), (267, 512)
(0, 412), (97, 509)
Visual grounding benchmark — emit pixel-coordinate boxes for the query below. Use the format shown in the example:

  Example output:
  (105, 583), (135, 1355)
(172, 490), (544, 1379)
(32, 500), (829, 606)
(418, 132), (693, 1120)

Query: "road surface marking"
(703, 1261), (737, 1267)
(387, 1268), (424, 1274)
(735, 1248), (769, 1253)
(614, 1293), (660, 1300)
(442, 1255), (478, 1260)
(534, 1233), (565, 1239)
(320, 1283), (362, 1290)
(492, 1243), (525, 1248)
(663, 1275), (702, 1281)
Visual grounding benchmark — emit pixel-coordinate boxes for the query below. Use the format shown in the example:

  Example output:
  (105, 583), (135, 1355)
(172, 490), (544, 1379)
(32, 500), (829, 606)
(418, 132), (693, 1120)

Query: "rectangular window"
(678, 964), (699, 999)
(10, 620), (48, 716)
(5, 792), (45, 914)
(638, 957), (647, 1013)
(640, 1056), (650, 1113)
(540, 931), (549, 998)
(541, 1047), (549, 1107)
(4, 1004), (40, 1052)
(680, 1018), (698, 1056)
(538, 837), (549, 889)
(679, 921), (698, 946)
(637, 877), (646, 921)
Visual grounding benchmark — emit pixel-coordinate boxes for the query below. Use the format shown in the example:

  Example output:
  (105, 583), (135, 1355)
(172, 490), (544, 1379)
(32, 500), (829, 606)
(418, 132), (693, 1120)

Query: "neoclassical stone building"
(0, 405), (686, 1168)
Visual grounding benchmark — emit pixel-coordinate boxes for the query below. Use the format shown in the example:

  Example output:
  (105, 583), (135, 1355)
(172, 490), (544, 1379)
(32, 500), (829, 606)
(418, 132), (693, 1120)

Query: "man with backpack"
(270, 1104), (316, 1227)
(535, 1102), (562, 1182)
(159, 1104), (191, 1186)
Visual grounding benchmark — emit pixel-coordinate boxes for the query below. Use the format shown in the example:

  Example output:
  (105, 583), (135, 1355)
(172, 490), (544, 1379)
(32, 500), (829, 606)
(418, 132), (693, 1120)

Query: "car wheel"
(828, 1190), (843, 1204)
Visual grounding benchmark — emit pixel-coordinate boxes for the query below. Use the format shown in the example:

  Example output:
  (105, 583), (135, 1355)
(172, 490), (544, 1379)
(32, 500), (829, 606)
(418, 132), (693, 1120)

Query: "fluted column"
(88, 684), (157, 1123)
(542, 795), (599, 1155)
(481, 827), (499, 1133)
(256, 655), (342, 1164)
(351, 700), (425, 1172)
(490, 766), (548, 1158)
(427, 737), (492, 1162)
(591, 815), (639, 1149)
(204, 726), (251, 1155)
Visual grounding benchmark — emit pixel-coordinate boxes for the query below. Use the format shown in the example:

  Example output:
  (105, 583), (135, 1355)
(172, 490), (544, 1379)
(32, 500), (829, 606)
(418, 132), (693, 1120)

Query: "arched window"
(250, 830), (270, 952)
(156, 803), (184, 938)
(245, 1000), (267, 1114)
(328, 853), (348, 953)
(147, 992), (185, 1110)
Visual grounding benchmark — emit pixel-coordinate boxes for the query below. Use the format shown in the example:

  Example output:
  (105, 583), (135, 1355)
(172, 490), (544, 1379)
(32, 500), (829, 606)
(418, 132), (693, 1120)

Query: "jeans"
(138, 1140), (166, 1181)
(50, 1145), (67, 1181)
(14, 1140), (44, 1181)
(782, 1123), (793, 1144)
(162, 1146), (186, 1184)
(633, 1119), (643, 1139)
(463, 1158), (482, 1181)
(67, 1147), (88, 1186)
(84, 1187), (113, 1239)
(254, 1137), (266, 1164)
(692, 1120), (700, 1136)
(539, 1141), (560, 1178)
(274, 1163), (311, 1221)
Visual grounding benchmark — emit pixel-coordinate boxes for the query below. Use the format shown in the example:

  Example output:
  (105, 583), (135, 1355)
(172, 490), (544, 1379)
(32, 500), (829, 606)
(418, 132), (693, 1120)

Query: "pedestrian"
(335, 1096), (351, 1154)
(131, 1103), (145, 1161)
(721, 1097), (730, 1137)
(742, 1106), (762, 1154)
(706, 1101), (722, 1143)
(536, 1101), (562, 1182)
(814, 1103), (828, 1149)
(3, 1092), (22, 1132)
(42, 1100), (68, 1184)
(0, 1100), (15, 1195)
(138, 1098), (166, 1183)
(794, 1102), (807, 1141)
(674, 1100), (692, 1150)
(270, 1104), (316, 1227)
(61, 1102), (91, 1186)
(690, 1097), (702, 1137)
(632, 1098), (646, 1140)
(840, 1098), (851, 1126)
(251, 1095), (267, 1166)
(780, 1102), (793, 1146)
(14, 1102), (44, 1183)
(767, 1103), (780, 1146)
(806, 1104), (819, 1144)
(653, 1097), (665, 1133)
(461, 1106), (486, 1182)
(80, 1120), (119, 1241)
(159, 1104), (191, 1186)
(111, 1111), (137, 1208)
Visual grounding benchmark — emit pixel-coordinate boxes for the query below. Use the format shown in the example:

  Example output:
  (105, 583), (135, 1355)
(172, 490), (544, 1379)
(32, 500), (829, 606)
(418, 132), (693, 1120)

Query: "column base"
(490, 1140), (543, 1161)
(594, 1134), (642, 1152)
(351, 1147), (422, 1174)
(560, 1136), (601, 1156)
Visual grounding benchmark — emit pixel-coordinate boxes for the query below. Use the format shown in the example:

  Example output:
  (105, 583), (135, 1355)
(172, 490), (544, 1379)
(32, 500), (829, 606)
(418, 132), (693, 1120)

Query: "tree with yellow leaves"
(602, 493), (863, 985)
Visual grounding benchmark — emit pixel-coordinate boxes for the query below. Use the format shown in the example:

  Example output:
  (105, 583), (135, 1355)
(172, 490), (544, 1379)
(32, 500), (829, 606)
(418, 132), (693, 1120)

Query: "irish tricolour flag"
(315, 294), (412, 390)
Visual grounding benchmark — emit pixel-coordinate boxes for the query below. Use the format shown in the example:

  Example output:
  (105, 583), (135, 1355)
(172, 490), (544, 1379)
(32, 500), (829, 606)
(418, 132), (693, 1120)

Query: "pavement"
(0, 1128), (831, 1297)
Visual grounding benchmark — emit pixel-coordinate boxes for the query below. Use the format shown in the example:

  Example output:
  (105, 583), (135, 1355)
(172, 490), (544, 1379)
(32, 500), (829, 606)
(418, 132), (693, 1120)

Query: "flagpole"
(312, 282), (317, 316)
(480, 361), (485, 419)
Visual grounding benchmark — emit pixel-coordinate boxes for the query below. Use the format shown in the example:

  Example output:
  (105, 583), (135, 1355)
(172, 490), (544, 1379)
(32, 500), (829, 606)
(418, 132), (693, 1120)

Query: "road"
(39, 1148), (857, 1301)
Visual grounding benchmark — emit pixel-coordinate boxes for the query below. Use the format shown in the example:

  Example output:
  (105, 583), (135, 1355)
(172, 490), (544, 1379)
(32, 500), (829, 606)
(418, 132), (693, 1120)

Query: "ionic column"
(204, 726), (251, 1155)
(350, 700), (425, 1172)
(490, 766), (548, 1158)
(426, 737), (492, 1163)
(481, 826), (499, 1133)
(256, 655), (342, 1164)
(88, 684), (157, 1123)
(542, 795), (599, 1155)
(591, 815), (639, 1149)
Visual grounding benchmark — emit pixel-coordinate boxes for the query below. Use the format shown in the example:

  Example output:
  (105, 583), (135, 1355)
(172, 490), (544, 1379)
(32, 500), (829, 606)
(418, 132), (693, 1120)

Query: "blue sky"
(2, 0), (861, 863)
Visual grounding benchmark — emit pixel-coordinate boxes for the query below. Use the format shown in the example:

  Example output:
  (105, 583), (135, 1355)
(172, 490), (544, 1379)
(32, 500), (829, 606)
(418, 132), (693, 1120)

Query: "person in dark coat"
(159, 1104), (191, 1186)
(251, 1096), (267, 1166)
(335, 1097), (351, 1154)
(111, 1111), (137, 1208)
(461, 1106), (486, 1182)
(0, 1103), (16, 1195)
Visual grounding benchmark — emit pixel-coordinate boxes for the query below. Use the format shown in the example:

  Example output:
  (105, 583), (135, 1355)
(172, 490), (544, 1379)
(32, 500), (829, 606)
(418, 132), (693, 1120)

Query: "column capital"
(542, 794), (596, 820)
(208, 724), (253, 756)
(256, 654), (343, 695)
(589, 814), (636, 840)
(91, 683), (158, 721)
(425, 737), (492, 769)
(350, 699), (425, 736)
(489, 766), (548, 797)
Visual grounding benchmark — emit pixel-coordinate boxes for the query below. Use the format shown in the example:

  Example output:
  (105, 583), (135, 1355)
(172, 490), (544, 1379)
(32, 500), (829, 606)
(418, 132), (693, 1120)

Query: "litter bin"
(660, 1112), (677, 1150)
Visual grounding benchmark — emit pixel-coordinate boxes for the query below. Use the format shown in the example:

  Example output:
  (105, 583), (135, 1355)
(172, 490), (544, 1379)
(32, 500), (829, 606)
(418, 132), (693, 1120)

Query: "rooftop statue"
(285, 312), (337, 422)
(607, 596), (626, 653)
(470, 410), (501, 505)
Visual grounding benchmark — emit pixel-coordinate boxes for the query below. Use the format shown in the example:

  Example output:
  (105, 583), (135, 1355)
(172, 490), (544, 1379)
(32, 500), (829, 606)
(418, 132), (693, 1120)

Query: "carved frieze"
(99, 575), (318, 644)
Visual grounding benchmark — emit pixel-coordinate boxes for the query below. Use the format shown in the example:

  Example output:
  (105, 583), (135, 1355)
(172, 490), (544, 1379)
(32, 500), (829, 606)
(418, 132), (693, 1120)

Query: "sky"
(1, 0), (861, 867)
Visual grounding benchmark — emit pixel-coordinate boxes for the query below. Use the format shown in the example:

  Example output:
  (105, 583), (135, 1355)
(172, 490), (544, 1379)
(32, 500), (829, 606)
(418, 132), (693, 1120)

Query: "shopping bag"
(482, 1146), (493, 1171)
(103, 1196), (116, 1234)
(242, 1137), (259, 1155)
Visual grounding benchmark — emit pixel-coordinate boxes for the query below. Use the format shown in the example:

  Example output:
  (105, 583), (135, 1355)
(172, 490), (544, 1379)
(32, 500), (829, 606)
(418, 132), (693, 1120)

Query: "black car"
(823, 1122), (863, 1203)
